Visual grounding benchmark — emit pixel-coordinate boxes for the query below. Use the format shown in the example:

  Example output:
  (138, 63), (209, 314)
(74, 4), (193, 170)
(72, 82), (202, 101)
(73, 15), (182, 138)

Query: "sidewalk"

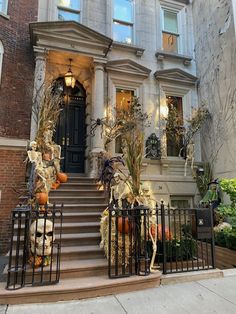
(1, 272), (236, 314)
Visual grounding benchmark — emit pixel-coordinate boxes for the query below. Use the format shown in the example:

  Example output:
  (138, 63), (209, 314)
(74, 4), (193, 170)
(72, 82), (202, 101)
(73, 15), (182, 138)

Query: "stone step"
(0, 272), (161, 304)
(14, 221), (101, 235)
(13, 232), (101, 247)
(9, 244), (104, 262)
(19, 259), (109, 282)
(49, 196), (107, 205)
(62, 212), (101, 223)
(50, 189), (105, 197)
(51, 204), (107, 213)
(67, 177), (99, 184)
(57, 182), (101, 190)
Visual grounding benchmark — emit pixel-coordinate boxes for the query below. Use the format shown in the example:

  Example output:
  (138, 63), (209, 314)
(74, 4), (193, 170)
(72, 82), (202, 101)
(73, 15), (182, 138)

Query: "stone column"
(30, 47), (47, 140)
(90, 59), (106, 177)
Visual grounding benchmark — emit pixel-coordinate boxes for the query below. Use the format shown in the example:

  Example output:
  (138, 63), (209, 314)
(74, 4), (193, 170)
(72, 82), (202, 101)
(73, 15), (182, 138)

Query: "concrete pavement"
(1, 272), (236, 314)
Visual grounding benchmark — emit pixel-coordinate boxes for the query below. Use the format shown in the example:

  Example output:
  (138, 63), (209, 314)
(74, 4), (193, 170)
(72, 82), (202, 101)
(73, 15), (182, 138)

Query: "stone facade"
(192, 0), (236, 178)
(2, 0), (233, 251)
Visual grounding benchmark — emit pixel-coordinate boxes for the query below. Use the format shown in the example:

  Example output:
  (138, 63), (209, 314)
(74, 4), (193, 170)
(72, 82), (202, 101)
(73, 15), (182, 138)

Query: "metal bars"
(107, 203), (215, 278)
(6, 205), (63, 290)
(108, 205), (150, 278)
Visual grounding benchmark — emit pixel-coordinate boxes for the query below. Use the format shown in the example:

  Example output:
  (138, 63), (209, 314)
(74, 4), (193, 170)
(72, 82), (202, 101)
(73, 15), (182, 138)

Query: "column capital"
(33, 46), (49, 60)
(93, 57), (107, 69)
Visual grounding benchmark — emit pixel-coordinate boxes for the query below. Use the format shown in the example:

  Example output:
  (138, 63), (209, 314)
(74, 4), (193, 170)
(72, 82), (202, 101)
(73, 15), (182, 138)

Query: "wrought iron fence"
(108, 205), (150, 278)
(152, 203), (215, 274)
(108, 202), (215, 277)
(6, 204), (63, 290)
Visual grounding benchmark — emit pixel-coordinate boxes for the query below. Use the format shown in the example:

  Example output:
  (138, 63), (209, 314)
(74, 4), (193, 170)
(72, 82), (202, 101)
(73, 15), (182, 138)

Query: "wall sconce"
(64, 58), (76, 88)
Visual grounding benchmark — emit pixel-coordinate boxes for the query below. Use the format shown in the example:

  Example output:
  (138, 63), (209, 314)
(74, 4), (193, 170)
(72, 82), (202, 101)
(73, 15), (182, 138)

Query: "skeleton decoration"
(29, 219), (55, 267)
(109, 173), (132, 208)
(184, 141), (195, 176)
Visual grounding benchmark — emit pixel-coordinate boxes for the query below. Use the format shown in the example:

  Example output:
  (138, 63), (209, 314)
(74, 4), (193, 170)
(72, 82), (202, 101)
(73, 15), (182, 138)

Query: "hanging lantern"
(64, 58), (76, 88)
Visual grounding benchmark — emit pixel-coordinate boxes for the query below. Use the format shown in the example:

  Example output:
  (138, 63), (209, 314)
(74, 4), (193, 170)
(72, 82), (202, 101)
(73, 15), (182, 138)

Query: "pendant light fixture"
(64, 58), (76, 88)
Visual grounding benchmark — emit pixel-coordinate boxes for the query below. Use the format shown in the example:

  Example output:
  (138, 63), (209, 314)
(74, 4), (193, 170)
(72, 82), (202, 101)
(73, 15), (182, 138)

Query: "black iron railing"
(108, 205), (150, 278)
(108, 202), (215, 277)
(154, 203), (215, 274)
(6, 204), (63, 290)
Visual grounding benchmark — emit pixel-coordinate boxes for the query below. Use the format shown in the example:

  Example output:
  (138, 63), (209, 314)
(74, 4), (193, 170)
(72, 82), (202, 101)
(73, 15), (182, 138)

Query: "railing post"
(161, 201), (167, 274)
(209, 204), (216, 269)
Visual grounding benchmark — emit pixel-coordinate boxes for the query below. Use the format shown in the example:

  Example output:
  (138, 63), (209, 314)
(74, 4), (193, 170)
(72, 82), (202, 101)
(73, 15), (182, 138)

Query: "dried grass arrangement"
(100, 210), (133, 266)
(34, 83), (63, 153)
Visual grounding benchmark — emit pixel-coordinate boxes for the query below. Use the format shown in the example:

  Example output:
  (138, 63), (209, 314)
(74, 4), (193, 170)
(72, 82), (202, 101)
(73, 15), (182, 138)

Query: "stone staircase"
(0, 175), (161, 304)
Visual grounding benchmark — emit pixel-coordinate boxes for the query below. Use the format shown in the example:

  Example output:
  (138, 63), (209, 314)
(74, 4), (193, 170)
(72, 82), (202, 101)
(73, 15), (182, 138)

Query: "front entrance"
(55, 80), (86, 173)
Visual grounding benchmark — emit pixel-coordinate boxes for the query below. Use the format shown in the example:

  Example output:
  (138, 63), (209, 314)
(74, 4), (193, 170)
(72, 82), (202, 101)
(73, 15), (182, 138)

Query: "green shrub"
(214, 228), (236, 251)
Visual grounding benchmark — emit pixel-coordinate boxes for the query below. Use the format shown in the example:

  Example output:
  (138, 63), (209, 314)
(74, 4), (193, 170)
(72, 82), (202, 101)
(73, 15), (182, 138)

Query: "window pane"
(0, 0), (7, 13)
(115, 89), (134, 153)
(164, 11), (178, 33)
(58, 9), (80, 22)
(114, 0), (133, 23)
(58, 0), (80, 11)
(113, 22), (132, 44)
(162, 32), (178, 53)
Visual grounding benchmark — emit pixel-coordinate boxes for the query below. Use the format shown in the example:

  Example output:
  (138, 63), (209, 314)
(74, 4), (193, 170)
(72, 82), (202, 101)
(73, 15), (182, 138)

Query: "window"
(115, 88), (134, 153)
(162, 10), (179, 53)
(0, 0), (8, 15)
(113, 0), (134, 44)
(0, 41), (4, 84)
(166, 96), (183, 157)
(57, 0), (80, 22)
(170, 196), (193, 209)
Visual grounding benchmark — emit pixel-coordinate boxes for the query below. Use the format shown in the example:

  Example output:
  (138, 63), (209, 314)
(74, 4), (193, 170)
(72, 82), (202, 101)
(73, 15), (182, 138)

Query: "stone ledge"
(112, 41), (145, 56)
(0, 137), (28, 150)
(156, 50), (192, 66)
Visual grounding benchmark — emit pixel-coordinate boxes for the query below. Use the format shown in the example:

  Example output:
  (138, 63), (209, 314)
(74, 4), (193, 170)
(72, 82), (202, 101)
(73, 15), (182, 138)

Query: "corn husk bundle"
(35, 84), (62, 153)
(100, 210), (134, 267)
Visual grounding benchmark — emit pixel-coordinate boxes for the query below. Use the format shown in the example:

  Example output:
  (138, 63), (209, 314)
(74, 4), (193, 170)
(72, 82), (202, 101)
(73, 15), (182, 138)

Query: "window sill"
(112, 41), (145, 57)
(156, 50), (192, 66)
(0, 11), (10, 20)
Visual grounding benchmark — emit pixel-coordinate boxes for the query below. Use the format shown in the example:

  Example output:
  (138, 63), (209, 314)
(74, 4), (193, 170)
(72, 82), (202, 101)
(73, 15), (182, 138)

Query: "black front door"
(55, 81), (86, 173)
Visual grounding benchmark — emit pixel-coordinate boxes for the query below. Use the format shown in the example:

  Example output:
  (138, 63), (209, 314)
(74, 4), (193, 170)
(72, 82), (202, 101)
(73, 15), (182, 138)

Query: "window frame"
(170, 195), (194, 209)
(0, 41), (4, 84)
(0, 0), (8, 16)
(161, 7), (181, 54)
(57, 0), (81, 22)
(112, 0), (134, 45)
(115, 87), (136, 153)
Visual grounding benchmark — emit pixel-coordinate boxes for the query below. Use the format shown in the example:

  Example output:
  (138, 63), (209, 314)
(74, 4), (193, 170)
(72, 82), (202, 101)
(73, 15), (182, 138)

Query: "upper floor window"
(57, 0), (80, 22)
(162, 9), (179, 53)
(0, 41), (4, 84)
(0, 0), (8, 15)
(113, 0), (134, 44)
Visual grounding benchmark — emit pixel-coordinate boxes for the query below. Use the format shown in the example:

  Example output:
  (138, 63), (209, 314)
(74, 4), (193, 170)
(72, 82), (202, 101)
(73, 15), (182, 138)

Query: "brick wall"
(0, 0), (38, 139)
(0, 149), (27, 254)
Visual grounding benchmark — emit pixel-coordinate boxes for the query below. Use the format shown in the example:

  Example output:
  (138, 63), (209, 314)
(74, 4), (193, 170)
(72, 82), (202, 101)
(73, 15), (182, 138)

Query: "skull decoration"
(30, 219), (55, 257)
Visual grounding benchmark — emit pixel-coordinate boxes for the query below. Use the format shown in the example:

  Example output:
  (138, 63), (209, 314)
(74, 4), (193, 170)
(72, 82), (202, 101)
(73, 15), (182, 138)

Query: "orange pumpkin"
(57, 172), (68, 183)
(117, 217), (132, 234)
(35, 192), (48, 205)
(150, 224), (172, 241)
(51, 180), (61, 190)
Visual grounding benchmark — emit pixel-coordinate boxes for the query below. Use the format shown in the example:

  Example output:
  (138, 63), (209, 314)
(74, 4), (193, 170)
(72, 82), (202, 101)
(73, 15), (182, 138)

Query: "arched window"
(0, 41), (4, 84)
